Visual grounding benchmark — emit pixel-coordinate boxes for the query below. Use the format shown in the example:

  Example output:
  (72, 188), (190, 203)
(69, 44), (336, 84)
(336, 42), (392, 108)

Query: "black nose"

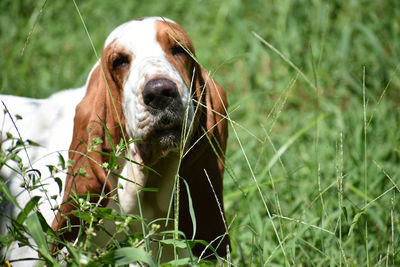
(142, 78), (179, 110)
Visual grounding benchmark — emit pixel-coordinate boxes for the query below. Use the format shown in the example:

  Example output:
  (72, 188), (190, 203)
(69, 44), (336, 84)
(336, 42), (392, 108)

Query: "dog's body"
(0, 17), (229, 265)
(0, 88), (85, 265)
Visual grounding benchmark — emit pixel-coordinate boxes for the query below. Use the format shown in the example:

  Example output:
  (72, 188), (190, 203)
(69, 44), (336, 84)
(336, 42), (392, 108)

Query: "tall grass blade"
(266, 113), (326, 171)
(181, 178), (196, 240)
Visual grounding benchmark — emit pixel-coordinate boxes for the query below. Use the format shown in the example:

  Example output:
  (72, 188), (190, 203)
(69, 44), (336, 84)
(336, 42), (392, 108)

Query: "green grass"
(1, 0), (400, 265)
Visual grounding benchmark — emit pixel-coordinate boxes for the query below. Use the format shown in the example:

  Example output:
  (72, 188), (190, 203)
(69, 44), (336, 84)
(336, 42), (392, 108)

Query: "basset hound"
(0, 17), (229, 265)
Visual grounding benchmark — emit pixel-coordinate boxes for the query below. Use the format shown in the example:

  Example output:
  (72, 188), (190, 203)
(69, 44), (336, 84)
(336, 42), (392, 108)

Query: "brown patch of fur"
(155, 20), (196, 88)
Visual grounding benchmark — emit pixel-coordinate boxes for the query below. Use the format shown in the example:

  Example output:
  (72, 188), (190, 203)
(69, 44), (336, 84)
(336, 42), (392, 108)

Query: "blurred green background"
(1, 0), (400, 265)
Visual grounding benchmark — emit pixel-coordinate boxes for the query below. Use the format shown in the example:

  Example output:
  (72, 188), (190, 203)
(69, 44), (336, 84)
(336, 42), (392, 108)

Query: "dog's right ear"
(51, 45), (128, 248)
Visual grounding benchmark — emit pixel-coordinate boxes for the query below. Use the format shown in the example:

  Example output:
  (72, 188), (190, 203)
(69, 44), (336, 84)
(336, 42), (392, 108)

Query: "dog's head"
(52, 17), (230, 258)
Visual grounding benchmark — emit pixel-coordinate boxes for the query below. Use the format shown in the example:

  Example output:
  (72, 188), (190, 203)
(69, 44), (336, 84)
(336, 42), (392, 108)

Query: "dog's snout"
(142, 78), (178, 110)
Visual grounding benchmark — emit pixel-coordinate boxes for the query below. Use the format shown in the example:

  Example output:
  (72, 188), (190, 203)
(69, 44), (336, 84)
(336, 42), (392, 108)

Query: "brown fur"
(51, 19), (230, 257)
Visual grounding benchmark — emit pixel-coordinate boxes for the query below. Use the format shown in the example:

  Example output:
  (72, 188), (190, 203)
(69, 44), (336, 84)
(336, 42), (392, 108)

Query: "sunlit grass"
(1, 0), (400, 265)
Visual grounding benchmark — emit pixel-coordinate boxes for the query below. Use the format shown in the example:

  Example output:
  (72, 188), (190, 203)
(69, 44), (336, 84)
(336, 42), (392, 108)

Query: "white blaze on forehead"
(104, 17), (176, 56)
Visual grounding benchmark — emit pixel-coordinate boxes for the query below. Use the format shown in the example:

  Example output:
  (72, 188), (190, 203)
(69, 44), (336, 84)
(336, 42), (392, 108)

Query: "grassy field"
(1, 0), (400, 265)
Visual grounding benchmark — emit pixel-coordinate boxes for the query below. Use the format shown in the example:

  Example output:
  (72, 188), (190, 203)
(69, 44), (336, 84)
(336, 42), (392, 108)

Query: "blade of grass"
(253, 32), (316, 91)
(362, 66), (370, 266)
(266, 113), (326, 171)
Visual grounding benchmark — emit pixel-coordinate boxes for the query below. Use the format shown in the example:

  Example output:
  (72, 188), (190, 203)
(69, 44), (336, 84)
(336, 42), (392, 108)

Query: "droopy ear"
(51, 61), (125, 247)
(179, 67), (230, 257)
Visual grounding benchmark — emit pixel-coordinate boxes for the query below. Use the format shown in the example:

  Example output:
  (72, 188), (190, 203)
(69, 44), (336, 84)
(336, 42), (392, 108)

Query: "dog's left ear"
(179, 66), (230, 257)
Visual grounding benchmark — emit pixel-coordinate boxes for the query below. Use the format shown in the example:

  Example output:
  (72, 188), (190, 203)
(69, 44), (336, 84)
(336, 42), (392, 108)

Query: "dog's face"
(101, 17), (196, 157)
(53, 17), (230, 257)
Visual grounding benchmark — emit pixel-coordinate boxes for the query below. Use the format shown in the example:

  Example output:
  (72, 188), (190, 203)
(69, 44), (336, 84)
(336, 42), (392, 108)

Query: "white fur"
(107, 18), (194, 148)
(0, 17), (194, 265)
(0, 88), (85, 266)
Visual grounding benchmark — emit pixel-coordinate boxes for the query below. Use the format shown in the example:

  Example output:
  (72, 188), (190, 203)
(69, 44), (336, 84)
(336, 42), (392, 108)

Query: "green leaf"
(57, 152), (65, 169)
(78, 167), (88, 177)
(139, 187), (159, 193)
(159, 239), (188, 249)
(11, 153), (22, 164)
(342, 206), (349, 223)
(72, 210), (94, 222)
(27, 169), (41, 184)
(117, 138), (140, 152)
(67, 159), (74, 168)
(27, 139), (41, 147)
(54, 177), (63, 194)
(98, 117), (115, 152)
(36, 211), (59, 238)
(96, 207), (124, 221)
(25, 213), (49, 251)
(16, 196), (41, 224)
(348, 209), (366, 237)
(92, 137), (103, 146)
(165, 257), (192, 266)
(108, 153), (118, 170)
(0, 180), (21, 209)
(101, 247), (156, 267)
(25, 213), (59, 265)
(181, 178), (196, 240)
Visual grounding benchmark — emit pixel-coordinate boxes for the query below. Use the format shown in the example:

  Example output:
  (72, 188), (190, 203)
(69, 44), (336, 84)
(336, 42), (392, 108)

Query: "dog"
(0, 17), (230, 265)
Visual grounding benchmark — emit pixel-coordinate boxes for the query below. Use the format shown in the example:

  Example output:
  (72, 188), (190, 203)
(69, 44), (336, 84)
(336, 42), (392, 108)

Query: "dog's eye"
(172, 45), (187, 56)
(112, 54), (130, 70)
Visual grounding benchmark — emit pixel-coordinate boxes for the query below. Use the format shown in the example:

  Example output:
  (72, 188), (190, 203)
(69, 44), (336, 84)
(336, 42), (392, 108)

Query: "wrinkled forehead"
(104, 17), (190, 57)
